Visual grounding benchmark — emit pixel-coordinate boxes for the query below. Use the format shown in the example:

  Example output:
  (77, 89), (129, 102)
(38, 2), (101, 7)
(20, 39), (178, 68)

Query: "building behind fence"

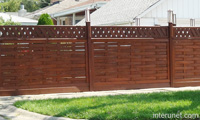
(0, 22), (200, 96)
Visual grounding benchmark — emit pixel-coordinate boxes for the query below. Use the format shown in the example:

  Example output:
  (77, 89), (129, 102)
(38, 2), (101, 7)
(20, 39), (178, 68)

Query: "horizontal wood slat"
(0, 39), (88, 94)
(91, 39), (170, 90)
(173, 39), (200, 87)
(2, 24), (200, 96)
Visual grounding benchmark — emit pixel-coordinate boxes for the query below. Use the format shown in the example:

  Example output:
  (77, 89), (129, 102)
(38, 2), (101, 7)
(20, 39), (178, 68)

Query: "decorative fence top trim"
(174, 27), (200, 38)
(0, 26), (169, 39)
(91, 26), (169, 39)
(0, 26), (86, 39)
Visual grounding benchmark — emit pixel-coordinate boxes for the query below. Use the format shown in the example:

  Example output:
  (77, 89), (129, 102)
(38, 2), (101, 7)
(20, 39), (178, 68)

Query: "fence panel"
(91, 26), (170, 90)
(0, 26), (89, 96)
(173, 27), (200, 87)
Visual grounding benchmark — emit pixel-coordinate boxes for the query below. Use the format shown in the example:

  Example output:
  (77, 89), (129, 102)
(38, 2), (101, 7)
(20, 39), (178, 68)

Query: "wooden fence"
(0, 23), (199, 96)
(173, 27), (200, 87)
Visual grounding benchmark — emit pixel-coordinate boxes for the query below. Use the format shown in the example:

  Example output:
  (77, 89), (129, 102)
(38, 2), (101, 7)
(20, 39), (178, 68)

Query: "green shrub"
(37, 13), (54, 25)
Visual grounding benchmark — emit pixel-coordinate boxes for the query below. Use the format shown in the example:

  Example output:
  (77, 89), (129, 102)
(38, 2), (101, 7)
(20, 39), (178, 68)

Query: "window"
(63, 21), (65, 25)
(75, 20), (81, 24)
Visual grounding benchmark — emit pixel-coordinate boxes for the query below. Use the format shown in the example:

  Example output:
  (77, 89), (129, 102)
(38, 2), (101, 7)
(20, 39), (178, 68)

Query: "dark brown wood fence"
(173, 27), (200, 87)
(0, 23), (199, 96)
(90, 26), (170, 91)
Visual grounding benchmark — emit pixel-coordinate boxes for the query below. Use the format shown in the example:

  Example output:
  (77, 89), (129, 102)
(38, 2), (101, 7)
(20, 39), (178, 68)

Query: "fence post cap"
(85, 8), (91, 22)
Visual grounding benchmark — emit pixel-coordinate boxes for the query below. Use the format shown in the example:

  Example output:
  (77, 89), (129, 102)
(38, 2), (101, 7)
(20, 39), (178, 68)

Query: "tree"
(0, 0), (50, 12)
(0, 0), (21, 12)
(0, 16), (21, 25)
(22, 0), (39, 12)
(37, 13), (54, 25)
(39, 0), (50, 8)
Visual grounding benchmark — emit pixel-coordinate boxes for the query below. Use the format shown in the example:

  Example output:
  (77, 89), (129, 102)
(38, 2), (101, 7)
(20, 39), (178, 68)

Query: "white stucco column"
(72, 13), (76, 25)
(57, 17), (60, 25)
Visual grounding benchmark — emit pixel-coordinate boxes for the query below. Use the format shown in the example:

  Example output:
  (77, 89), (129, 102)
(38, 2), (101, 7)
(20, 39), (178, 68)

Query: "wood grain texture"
(173, 39), (200, 86)
(3, 25), (199, 96)
(0, 26), (86, 39)
(0, 39), (88, 95)
(92, 39), (169, 90)
(91, 26), (169, 39)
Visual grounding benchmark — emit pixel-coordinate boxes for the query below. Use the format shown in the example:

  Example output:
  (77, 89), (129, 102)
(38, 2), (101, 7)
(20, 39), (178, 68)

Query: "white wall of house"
(140, 0), (200, 26)
(144, 0), (200, 18)
(131, 18), (200, 27)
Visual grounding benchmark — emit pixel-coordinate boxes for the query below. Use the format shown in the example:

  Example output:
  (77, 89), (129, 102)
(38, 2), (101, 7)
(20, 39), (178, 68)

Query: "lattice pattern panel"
(91, 26), (169, 38)
(174, 39), (200, 86)
(92, 39), (169, 88)
(0, 26), (86, 39)
(174, 27), (200, 38)
(0, 40), (87, 89)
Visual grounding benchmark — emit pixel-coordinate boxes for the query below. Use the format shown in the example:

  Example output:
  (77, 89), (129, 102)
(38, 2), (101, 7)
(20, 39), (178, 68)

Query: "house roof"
(25, 0), (89, 19)
(4, 12), (19, 16)
(77, 0), (162, 25)
(62, 0), (110, 10)
(0, 13), (37, 25)
(52, 0), (109, 17)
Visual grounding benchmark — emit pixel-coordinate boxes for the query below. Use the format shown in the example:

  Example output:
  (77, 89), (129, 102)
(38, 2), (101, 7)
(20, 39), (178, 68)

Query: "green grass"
(14, 91), (200, 120)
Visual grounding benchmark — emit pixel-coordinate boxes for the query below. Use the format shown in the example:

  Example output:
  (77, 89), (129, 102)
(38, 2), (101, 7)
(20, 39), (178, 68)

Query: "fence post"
(85, 8), (94, 91)
(169, 22), (174, 87)
(86, 21), (94, 91)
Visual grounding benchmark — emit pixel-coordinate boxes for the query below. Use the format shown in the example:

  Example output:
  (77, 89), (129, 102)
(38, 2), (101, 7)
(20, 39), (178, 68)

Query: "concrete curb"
(1, 105), (84, 120)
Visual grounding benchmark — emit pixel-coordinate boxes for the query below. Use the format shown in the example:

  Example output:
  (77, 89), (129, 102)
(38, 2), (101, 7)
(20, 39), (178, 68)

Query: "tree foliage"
(37, 13), (54, 25)
(0, 0), (21, 12)
(40, 0), (50, 8)
(0, 16), (21, 25)
(0, 0), (50, 12)
(22, 0), (40, 12)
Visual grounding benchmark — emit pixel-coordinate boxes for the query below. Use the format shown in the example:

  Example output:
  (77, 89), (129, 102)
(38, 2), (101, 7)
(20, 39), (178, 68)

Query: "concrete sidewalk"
(1, 87), (200, 120)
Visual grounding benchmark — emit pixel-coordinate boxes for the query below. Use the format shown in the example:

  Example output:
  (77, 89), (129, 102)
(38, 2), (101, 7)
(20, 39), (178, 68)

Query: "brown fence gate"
(0, 23), (199, 96)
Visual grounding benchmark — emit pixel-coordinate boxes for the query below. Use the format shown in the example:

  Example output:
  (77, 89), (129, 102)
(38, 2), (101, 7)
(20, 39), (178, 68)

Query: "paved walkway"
(1, 87), (200, 120)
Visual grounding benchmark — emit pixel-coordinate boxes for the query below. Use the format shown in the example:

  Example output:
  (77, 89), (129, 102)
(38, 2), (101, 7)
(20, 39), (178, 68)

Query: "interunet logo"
(153, 113), (199, 119)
